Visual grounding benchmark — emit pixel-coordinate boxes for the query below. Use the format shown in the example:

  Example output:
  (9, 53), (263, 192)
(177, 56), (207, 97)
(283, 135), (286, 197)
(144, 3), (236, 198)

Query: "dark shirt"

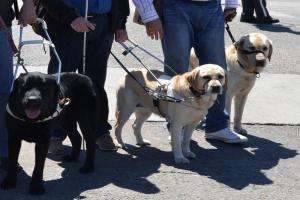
(41, 0), (129, 37)
(70, 0), (112, 15)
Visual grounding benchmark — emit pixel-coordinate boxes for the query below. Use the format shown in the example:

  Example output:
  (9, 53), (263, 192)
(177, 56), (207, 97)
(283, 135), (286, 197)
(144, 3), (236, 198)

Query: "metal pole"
(82, 0), (89, 75)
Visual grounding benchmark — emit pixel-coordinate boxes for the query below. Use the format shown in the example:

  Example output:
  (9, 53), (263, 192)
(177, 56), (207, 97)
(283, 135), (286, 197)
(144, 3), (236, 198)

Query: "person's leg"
(85, 15), (116, 151)
(253, 0), (279, 24)
(193, 3), (229, 133)
(192, 2), (248, 143)
(252, 0), (270, 19)
(240, 0), (256, 22)
(163, 1), (192, 75)
(0, 28), (13, 168)
(47, 33), (82, 154)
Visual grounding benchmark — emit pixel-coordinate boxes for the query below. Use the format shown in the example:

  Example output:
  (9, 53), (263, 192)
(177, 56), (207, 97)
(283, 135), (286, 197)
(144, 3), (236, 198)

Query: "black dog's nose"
(211, 86), (221, 94)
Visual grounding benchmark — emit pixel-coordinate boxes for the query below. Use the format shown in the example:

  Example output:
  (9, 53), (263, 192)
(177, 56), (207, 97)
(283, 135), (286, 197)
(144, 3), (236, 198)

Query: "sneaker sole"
(205, 136), (248, 144)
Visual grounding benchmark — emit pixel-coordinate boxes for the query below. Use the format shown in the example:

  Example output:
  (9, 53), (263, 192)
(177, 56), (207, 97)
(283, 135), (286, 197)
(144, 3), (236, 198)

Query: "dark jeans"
(0, 28), (13, 157)
(241, 0), (270, 19)
(48, 15), (113, 139)
(163, 0), (229, 133)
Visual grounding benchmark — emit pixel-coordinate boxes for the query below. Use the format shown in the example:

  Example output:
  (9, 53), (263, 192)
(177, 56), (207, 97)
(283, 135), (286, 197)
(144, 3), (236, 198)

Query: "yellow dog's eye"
(263, 46), (268, 51)
(218, 75), (224, 80)
(202, 76), (211, 80)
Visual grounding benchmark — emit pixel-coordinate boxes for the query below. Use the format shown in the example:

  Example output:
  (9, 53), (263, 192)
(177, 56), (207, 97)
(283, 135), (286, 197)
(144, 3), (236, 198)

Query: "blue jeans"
(48, 15), (113, 139)
(0, 28), (13, 157)
(163, 0), (229, 133)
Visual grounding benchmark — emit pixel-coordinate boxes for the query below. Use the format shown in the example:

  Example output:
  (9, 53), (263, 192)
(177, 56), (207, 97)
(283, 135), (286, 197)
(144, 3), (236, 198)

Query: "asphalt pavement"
(1, 0), (300, 199)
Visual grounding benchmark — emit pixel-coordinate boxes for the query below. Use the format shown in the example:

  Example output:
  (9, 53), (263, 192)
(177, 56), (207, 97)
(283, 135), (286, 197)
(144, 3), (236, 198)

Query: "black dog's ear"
(11, 73), (26, 94)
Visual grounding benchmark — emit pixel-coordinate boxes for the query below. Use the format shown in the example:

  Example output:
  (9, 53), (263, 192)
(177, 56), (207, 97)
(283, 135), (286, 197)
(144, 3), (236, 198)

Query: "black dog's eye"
(218, 75), (224, 80)
(202, 76), (211, 81)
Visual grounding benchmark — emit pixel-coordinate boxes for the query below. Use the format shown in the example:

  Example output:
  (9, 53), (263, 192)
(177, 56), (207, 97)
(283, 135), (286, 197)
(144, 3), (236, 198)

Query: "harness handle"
(110, 51), (182, 103)
(125, 39), (178, 76)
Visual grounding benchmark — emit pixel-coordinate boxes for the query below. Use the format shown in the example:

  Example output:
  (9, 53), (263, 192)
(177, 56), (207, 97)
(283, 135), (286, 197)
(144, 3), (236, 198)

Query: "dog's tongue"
(25, 108), (41, 120)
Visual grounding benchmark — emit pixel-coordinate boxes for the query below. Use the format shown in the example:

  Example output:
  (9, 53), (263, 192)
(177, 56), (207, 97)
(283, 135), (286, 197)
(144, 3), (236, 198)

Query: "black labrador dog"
(1, 72), (97, 195)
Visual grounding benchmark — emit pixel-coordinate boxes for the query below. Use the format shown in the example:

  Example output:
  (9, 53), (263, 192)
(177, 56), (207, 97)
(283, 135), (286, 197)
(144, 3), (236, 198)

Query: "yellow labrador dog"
(115, 64), (226, 164)
(190, 33), (273, 135)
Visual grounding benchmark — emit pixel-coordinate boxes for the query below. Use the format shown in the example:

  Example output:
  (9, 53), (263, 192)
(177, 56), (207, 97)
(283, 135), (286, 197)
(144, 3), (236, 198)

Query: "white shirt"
(132, 0), (239, 23)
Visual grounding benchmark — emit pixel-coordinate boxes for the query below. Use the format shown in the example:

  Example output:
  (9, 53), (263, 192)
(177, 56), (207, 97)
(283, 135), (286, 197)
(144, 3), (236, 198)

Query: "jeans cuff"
(205, 120), (229, 133)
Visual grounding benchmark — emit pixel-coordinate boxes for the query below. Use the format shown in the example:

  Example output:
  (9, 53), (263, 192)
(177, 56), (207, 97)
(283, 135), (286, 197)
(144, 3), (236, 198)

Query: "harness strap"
(110, 51), (152, 94)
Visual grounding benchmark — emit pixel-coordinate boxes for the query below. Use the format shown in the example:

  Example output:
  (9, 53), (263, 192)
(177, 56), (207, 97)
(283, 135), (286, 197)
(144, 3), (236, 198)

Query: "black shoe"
(240, 14), (256, 23)
(256, 16), (280, 24)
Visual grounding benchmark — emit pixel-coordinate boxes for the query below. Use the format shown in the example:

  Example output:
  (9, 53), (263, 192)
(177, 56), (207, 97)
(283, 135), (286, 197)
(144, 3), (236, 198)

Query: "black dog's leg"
(78, 116), (95, 174)
(1, 136), (21, 190)
(29, 141), (49, 195)
(62, 127), (82, 162)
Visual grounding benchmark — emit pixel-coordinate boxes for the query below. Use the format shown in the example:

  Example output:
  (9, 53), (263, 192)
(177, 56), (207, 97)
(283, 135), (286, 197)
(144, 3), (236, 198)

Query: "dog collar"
(189, 86), (205, 98)
(237, 60), (261, 78)
(6, 98), (70, 123)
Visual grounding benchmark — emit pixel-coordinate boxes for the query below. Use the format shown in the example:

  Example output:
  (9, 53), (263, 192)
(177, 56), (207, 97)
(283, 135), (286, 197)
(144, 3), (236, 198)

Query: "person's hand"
(224, 8), (237, 22)
(133, 9), (143, 25)
(19, 0), (37, 26)
(145, 19), (164, 40)
(115, 29), (128, 43)
(71, 17), (96, 33)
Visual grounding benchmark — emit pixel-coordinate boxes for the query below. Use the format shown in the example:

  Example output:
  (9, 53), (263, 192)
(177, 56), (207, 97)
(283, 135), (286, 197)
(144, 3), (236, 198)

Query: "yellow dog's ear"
(268, 39), (273, 61)
(187, 68), (200, 89)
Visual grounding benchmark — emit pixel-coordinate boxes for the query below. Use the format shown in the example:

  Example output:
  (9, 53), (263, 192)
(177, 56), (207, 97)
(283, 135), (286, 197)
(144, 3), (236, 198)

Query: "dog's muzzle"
(211, 86), (222, 94)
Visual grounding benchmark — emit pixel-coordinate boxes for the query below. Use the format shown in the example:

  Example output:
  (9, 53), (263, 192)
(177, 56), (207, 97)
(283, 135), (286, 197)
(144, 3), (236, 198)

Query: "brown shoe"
(96, 134), (118, 151)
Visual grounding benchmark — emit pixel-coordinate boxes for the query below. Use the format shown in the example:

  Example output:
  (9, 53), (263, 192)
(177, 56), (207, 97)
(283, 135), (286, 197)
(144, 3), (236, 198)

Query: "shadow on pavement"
(254, 23), (300, 35)
(0, 132), (297, 199)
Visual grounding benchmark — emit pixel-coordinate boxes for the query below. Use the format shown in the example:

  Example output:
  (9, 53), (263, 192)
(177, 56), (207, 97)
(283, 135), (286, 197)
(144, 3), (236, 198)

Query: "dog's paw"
(78, 165), (94, 174)
(137, 139), (151, 147)
(183, 151), (196, 159)
(234, 127), (248, 136)
(29, 181), (45, 195)
(62, 154), (79, 162)
(174, 156), (190, 164)
(1, 178), (17, 190)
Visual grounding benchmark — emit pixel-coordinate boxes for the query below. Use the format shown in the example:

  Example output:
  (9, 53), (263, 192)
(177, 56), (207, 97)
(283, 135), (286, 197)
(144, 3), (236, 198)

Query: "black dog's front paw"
(29, 181), (45, 195)
(78, 164), (94, 174)
(62, 154), (79, 162)
(1, 178), (17, 190)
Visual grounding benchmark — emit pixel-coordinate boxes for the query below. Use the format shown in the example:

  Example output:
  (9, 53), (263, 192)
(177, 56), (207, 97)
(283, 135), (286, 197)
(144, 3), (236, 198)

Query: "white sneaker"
(205, 128), (248, 143)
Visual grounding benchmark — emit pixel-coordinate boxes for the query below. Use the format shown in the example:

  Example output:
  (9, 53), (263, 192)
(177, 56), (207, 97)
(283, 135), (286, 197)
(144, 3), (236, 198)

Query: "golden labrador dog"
(190, 33), (273, 135)
(115, 64), (226, 164)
